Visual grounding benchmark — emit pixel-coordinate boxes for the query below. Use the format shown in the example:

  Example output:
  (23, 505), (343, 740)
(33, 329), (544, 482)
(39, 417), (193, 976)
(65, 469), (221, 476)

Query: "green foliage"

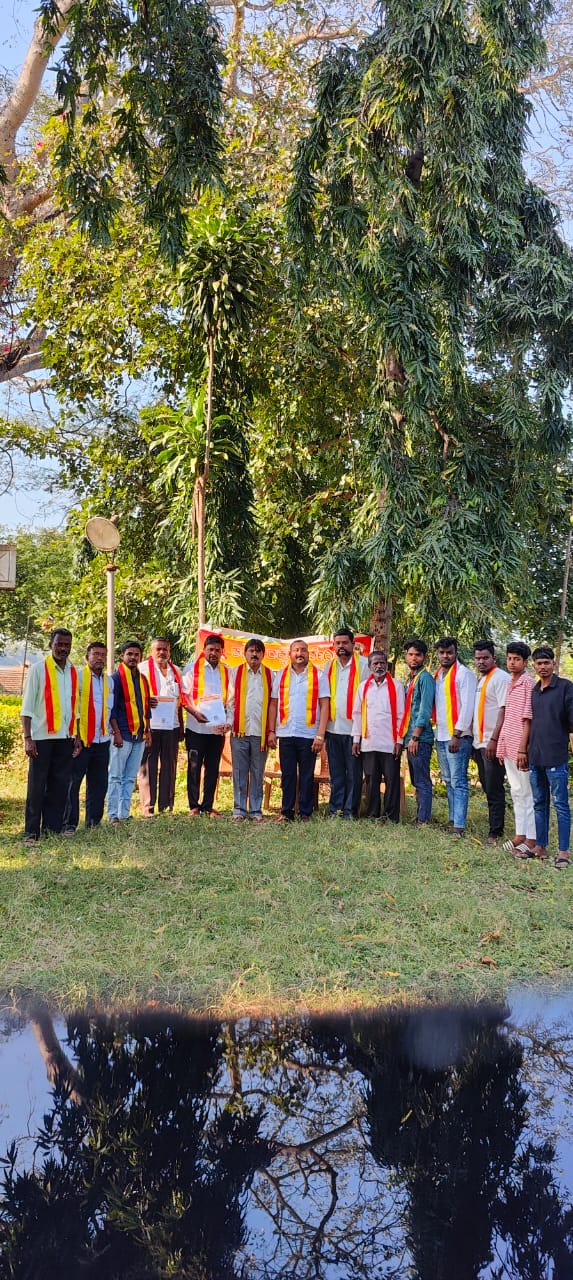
(0, 703), (19, 764)
(0, 528), (76, 649)
(288, 0), (573, 644)
(38, 0), (225, 263)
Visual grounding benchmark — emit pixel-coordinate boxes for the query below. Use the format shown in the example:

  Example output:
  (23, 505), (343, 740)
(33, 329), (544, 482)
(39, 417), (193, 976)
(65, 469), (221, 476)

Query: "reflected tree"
(1, 1006), (573, 1279)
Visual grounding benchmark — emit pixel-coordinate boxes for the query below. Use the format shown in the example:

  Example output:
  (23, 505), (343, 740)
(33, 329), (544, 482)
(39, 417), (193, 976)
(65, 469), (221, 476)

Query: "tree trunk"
(197, 329), (215, 628)
(196, 476), (206, 627)
(555, 519), (573, 671)
(370, 598), (393, 654)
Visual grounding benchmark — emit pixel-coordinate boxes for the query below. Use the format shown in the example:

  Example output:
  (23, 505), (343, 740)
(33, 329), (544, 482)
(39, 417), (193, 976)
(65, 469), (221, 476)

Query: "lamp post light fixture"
(85, 516), (121, 674)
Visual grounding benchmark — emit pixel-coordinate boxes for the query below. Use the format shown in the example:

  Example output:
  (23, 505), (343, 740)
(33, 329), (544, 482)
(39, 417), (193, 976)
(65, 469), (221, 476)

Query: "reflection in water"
(0, 1003), (572, 1278)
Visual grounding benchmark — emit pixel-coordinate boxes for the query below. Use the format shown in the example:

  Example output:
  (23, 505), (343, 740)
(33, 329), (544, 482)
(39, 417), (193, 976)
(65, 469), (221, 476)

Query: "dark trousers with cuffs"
(138, 728), (180, 814)
(25, 738), (75, 839)
(362, 751), (401, 821)
(185, 729), (224, 812)
(279, 737), (315, 819)
(475, 747), (506, 837)
(64, 740), (110, 829)
(325, 732), (363, 816)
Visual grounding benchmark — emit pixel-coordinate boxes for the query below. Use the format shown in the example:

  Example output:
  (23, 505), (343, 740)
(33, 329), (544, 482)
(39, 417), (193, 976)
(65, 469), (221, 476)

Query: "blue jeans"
(436, 736), (472, 830)
(529, 762), (571, 851)
(107, 738), (145, 821)
(325, 732), (363, 816)
(407, 739), (433, 823)
(231, 735), (268, 817)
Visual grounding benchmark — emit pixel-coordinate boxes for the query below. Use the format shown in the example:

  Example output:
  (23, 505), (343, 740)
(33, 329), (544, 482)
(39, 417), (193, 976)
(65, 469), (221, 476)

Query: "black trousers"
(362, 751), (400, 822)
(138, 729), (180, 814)
(25, 738), (75, 839)
(325, 732), (363, 816)
(279, 737), (315, 819)
(475, 747), (506, 837)
(185, 729), (224, 813)
(64, 740), (110, 830)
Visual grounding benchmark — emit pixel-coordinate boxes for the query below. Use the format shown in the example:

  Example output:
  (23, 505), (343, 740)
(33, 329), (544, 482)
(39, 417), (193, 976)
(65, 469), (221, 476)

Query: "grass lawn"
(1, 747), (572, 1013)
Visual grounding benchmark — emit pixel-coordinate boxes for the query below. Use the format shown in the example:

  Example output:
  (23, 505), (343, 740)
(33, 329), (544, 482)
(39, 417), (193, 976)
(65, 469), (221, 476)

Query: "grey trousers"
(231, 735), (268, 817)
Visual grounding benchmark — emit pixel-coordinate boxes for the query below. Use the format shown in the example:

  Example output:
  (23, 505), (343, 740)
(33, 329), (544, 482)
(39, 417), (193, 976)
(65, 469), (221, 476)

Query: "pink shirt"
(496, 671), (534, 761)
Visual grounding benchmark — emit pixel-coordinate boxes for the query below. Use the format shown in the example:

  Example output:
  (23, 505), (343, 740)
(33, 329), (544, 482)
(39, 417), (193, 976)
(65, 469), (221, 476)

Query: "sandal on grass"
(503, 838), (522, 851)
(554, 855), (570, 869)
(511, 843), (535, 859)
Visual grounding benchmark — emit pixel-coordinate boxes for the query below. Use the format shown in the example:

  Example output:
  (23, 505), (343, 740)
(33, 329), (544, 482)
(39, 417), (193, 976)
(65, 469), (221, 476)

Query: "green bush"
(0, 704), (20, 764)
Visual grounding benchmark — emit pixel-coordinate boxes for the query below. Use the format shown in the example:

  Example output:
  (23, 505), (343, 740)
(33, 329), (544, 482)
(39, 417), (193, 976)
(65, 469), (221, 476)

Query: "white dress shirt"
(326, 656), (369, 735)
(272, 665), (330, 739)
(78, 668), (113, 744)
(139, 659), (181, 731)
(21, 658), (76, 740)
(434, 663), (476, 741)
(228, 666), (266, 737)
(352, 676), (405, 753)
(181, 659), (229, 735)
(473, 667), (510, 748)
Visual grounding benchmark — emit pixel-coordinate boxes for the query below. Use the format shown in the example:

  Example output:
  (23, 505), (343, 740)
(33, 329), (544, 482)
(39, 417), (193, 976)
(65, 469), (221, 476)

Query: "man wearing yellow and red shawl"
(108, 639), (151, 823)
(138, 637), (183, 816)
(181, 633), (231, 816)
(21, 627), (82, 845)
(434, 636), (476, 838)
(267, 640), (330, 822)
(325, 628), (368, 820)
(351, 651), (405, 821)
(396, 638), (436, 826)
(64, 641), (113, 832)
(227, 638), (273, 822)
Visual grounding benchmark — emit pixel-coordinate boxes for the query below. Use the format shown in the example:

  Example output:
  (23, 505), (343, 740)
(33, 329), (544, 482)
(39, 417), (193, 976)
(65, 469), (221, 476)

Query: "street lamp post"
(85, 517), (121, 674)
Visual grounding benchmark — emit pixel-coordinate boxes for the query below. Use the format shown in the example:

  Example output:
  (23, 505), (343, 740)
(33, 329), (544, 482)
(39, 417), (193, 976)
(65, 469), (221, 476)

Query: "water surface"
(0, 994), (572, 1278)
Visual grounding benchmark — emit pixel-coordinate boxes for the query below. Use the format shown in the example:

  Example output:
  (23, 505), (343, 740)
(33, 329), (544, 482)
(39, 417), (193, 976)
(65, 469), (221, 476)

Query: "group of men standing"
(19, 626), (573, 866)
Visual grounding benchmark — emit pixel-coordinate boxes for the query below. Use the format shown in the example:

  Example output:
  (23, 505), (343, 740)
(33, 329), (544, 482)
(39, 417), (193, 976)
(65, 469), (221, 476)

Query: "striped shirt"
(496, 672), (534, 761)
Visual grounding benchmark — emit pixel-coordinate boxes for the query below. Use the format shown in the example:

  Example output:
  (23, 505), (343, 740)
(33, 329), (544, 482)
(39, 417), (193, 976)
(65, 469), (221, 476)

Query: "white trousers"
(504, 757), (536, 839)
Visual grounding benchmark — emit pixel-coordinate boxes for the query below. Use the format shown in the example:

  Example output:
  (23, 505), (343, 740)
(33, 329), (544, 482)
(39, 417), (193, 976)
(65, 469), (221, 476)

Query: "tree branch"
(0, 0), (74, 188)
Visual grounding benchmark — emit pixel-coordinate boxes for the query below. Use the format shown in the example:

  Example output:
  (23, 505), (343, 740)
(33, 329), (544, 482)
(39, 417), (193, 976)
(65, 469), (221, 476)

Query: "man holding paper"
(181, 634), (231, 817)
(138, 638), (183, 815)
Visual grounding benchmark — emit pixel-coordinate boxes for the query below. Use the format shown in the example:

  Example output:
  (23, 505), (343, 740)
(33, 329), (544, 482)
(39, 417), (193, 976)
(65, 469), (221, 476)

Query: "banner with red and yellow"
(196, 628), (372, 671)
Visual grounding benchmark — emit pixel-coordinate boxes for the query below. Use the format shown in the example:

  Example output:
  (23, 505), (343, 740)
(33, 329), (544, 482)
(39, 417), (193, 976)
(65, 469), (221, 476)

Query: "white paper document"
(150, 696), (178, 731)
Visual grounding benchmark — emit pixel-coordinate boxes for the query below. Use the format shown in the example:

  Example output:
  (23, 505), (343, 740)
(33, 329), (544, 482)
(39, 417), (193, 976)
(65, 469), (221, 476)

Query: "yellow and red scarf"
(118, 662), (149, 736)
(233, 662), (273, 746)
(361, 672), (397, 741)
(327, 655), (360, 722)
(398, 670), (421, 738)
(278, 663), (319, 727)
(434, 662), (459, 735)
(476, 666), (496, 742)
(79, 666), (110, 746)
(146, 657), (182, 698)
(44, 655), (78, 735)
(190, 654), (229, 707)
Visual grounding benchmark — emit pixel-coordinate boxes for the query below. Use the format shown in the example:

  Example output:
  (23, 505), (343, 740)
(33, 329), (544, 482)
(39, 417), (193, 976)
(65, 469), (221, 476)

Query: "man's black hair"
(532, 645), (555, 661)
(436, 636), (458, 652)
(506, 641), (531, 660)
(244, 637), (265, 655)
(86, 641), (106, 653)
(204, 633), (224, 649)
(473, 639), (495, 656)
(120, 639), (143, 655)
(49, 627), (72, 644)
(334, 627), (354, 641)
(404, 637), (427, 656)
(368, 650), (387, 662)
